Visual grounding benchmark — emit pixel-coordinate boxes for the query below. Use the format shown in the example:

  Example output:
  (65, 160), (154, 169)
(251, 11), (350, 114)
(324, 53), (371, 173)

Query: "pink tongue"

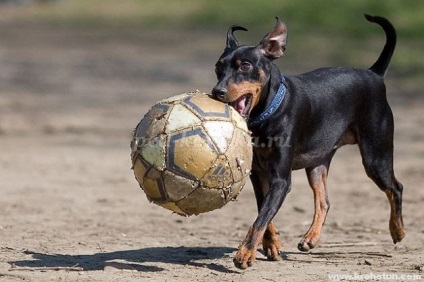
(233, 96), (246, 114)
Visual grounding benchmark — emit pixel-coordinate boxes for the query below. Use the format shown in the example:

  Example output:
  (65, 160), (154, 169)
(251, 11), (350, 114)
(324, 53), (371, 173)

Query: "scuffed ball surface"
(131, 92), (252, 216)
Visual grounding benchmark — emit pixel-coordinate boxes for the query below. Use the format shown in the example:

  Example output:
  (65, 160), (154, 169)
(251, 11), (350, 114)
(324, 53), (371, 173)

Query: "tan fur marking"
(299, 166), (329, 251)
(385, 190), (406, 243)
(259, 69), (267, 83)
(263, 221), (283, 260)
(234, 225), (265, 269)
(227, 81), (263, 113)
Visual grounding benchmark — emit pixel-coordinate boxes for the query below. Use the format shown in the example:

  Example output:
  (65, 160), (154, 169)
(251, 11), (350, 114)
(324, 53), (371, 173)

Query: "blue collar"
(248, 75), (287, 126)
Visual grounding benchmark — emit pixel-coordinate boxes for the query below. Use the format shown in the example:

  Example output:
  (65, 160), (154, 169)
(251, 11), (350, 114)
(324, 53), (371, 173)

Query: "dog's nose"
(212, 86), (227, 100)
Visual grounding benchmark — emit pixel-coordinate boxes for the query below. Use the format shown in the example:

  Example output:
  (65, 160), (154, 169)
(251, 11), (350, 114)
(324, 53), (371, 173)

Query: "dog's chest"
(252, 147), (273, 172)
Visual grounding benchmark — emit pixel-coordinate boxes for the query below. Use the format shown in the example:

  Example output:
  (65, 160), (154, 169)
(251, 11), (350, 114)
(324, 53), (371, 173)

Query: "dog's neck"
(249, 65), (285, 126)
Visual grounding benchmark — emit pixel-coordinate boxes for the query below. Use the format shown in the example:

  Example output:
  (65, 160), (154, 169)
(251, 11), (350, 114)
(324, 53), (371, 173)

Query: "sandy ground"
(0, 23), (423, 282)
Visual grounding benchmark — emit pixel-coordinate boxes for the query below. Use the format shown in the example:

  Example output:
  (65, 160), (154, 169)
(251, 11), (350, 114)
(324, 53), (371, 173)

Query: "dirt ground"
(0, 23), (423, 282)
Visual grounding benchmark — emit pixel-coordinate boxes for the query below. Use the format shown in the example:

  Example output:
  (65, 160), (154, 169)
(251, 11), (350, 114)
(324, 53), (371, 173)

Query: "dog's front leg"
(233, 148), (293, 269)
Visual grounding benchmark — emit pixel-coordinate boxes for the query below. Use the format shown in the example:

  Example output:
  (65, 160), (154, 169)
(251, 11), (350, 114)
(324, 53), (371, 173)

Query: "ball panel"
(226, 127), (253, 182)
(228, 180), (246, 201)
(183, 94), (231, 119)
(166, 104), (202, 133)
(132, 156), (150, 186)
(201, 155), (233, 189)
(230, 107), (249, 132)
(202, 121), (234, 154)
(176, 187), (227, 215)
(163, 170), (199, 202)
(142, 167), (166, 201)
(142, 178), (162, 201)
(140, 135), (167, 171)
(133, 104), (170, 142)
(167, 128), (218, 180)
(159, 202), (188, 216)
(160, 93), (192, 103)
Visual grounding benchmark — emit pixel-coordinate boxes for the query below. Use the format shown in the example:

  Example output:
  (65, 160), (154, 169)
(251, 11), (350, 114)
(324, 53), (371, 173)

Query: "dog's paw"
(389, 219), (406, 244)
(298, 233), (319, 252)
(233, 246), (256, 269)
(263, 235), (283, 261)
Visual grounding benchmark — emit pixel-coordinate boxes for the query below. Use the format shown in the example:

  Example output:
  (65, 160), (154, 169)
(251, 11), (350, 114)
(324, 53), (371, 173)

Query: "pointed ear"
(257, 17), (287, 60)
(226, 25), (248, 49)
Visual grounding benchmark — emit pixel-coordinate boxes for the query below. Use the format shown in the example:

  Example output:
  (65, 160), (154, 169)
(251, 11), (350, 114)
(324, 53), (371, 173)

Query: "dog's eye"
(239, 62), (252, 72)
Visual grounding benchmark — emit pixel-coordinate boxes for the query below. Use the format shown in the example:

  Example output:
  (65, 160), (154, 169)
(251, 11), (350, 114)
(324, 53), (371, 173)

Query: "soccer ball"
(130, 92), (253, 216)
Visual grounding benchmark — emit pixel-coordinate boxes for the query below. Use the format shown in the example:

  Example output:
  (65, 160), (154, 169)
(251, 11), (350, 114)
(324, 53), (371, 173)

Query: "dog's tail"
(365, 14), (396, 77)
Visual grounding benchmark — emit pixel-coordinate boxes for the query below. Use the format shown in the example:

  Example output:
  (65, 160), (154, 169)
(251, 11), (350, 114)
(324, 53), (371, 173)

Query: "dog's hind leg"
(298, 156), (333, 252)
(357, 107), (405, 243)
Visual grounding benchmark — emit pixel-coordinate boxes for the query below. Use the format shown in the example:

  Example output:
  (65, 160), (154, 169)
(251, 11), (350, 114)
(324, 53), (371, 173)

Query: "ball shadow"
(10, 246), (239, 273)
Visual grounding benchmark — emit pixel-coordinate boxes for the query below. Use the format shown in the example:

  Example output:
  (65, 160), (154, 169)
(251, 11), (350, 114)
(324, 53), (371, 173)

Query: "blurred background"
(0, 0), (423, 136)
(0, 2), (423, 279)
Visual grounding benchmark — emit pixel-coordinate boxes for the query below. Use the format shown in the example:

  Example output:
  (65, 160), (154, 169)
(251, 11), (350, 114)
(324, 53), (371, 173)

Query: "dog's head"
(212, 18), (287, 119)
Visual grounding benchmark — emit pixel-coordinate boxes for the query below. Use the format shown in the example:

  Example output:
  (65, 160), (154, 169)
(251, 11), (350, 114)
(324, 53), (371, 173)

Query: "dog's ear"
(226, 25), (248, 49)
(257, 18), (287, 60)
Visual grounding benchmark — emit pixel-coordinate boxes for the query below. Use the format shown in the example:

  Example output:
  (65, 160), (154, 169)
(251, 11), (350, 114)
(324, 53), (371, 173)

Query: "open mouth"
(230, 94), (253, 118)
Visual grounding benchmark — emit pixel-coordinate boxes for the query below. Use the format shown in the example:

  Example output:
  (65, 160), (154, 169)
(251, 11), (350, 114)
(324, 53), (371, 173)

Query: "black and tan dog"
(211, 15), (405, 269)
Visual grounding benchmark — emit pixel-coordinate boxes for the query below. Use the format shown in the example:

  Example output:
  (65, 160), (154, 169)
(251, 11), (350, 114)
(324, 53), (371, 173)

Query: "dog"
(211, 14), (405, 269)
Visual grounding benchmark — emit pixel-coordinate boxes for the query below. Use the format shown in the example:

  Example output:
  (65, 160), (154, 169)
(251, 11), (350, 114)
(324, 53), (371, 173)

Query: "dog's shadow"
(10, 246), (239, 273)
